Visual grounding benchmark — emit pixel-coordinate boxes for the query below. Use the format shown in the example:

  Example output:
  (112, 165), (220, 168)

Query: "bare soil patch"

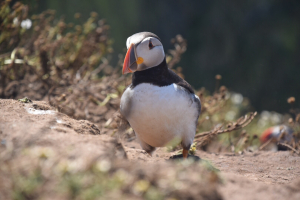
(0, 99), (300, 199)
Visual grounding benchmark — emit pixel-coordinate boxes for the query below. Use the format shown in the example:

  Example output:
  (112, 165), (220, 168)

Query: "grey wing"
(167, 68), (201, 118)
(175, 84), (201, 127)
(193, 95), (201, 119)
(120, 85), (133, 119)
(176, 83), (201, 119)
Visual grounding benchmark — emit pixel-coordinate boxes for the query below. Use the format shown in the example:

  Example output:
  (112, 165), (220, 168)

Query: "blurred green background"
(16, 0), (300, 113)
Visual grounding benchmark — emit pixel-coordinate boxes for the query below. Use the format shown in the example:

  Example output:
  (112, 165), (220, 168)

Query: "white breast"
(120, 83), (200, 148)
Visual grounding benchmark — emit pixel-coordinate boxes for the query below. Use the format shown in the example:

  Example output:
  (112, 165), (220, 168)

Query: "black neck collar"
(131, 59), (170, 87)
(130, 58), (195, 94)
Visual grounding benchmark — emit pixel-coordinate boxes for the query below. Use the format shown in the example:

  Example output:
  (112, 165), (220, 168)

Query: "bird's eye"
(148, 40), (154, 49)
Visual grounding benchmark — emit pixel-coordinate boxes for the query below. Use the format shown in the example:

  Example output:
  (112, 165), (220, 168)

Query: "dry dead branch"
(195, 112), (257, 148)
(167, 35), (187, 69)
(278, 143), (300, 155)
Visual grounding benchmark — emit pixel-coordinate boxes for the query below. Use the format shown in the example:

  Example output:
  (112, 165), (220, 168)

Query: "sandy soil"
(0, 99), (300, 199)
(124, 141), (300, 199)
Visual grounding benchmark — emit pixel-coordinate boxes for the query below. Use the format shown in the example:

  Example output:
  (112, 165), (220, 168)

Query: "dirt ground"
(124, 143), (300, 199)
(0, 99), (300, 199)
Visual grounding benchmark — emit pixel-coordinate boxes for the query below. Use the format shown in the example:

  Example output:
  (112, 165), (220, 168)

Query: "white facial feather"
(126, 36), (132, 49)
(126, 35), (165, 70)
(126, 34), (144, 49)
(272, 125), (293, 142)
(136, 37), (165, 69)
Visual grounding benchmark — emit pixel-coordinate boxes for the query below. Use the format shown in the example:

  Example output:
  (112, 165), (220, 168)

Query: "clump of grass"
(12, 168), (43, 200)
(0, 146), (222, 200)
(0, 1), (110, 98)
(18, 97), (32, 103)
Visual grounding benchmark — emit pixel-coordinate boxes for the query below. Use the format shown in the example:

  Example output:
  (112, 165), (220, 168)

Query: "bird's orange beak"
(123, 43), (137, 74)
(260, 128), (272, 143)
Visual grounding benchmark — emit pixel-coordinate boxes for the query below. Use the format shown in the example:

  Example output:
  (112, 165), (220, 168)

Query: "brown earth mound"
(0, 99), (300, 199)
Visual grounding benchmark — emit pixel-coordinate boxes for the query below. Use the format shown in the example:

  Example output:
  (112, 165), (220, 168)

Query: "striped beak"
(123, 43), (138, 74)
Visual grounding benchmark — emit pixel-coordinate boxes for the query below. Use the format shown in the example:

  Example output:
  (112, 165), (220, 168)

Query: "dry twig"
(277, 143), (300, 155)
(195, 112), (257, 148)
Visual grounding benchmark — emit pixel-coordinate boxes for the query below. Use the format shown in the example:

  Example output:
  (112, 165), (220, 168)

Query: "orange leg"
(182, 149), (189, 159)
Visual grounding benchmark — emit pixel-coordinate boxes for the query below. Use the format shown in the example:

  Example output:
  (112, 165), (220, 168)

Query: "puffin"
(120, 32), (201, 158)
(260, 125), (294, 151)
